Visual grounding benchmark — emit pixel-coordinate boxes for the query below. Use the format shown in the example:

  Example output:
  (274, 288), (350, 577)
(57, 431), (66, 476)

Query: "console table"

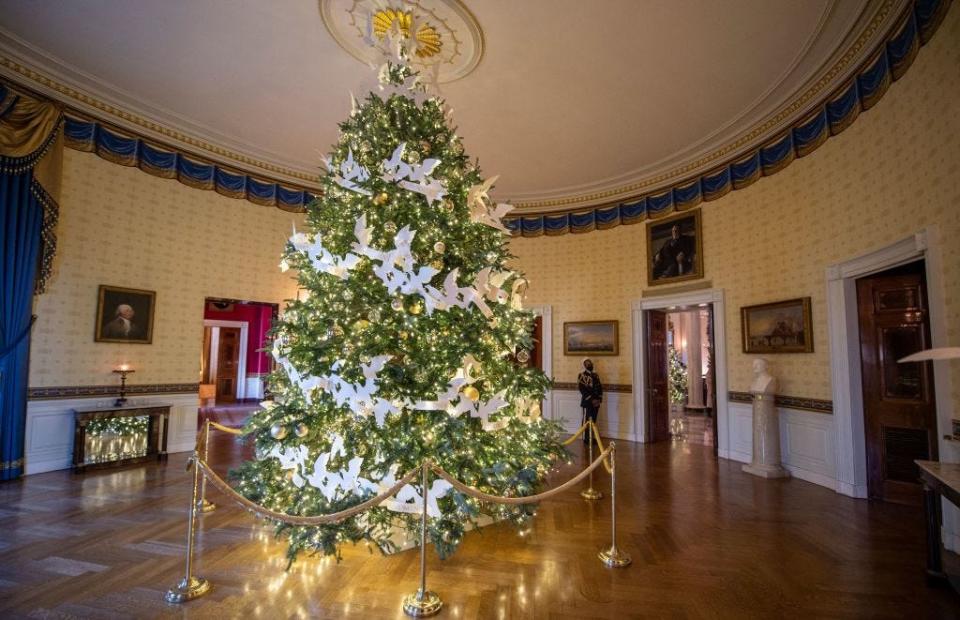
(72, 403), (171, 473)
(916, 460), (960, 585)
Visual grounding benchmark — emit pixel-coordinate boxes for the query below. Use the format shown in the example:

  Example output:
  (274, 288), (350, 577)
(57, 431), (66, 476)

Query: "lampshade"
(897, 347), (960, 363)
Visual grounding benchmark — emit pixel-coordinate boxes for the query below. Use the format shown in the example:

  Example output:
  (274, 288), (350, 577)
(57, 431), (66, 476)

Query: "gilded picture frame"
(94, 285), (156, 344)
(646, 209), (704, 287)
(741, 297), (813, 354)
(563, 320), (619, 356)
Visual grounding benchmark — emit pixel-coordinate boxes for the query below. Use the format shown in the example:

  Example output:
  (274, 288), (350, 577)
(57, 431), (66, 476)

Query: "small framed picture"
(741, 297), (813, 354)
(646, 209), (703, 286)
(563, 321), (619, 356)
(95, 285), (156, 344)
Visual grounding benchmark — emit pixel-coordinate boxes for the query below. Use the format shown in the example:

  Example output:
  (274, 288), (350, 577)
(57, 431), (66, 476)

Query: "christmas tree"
(668, 345), (688, 404)
(234, 23), (565, 564)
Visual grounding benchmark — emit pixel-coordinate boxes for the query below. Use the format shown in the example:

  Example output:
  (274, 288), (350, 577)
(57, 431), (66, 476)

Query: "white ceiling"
(0, 0), (886, 209)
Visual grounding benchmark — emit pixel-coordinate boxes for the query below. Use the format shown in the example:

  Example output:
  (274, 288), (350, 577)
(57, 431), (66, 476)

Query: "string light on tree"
(233, 18), (565, 564)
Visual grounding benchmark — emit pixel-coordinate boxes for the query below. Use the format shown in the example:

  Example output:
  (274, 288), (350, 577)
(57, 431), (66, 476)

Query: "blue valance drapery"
(0, 82), (62, 481)
(505, 0), (951, 236)
(63, 115), (317, 212)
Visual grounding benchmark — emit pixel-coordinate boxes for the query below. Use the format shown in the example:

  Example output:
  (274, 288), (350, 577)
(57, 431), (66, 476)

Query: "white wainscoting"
(24, 393), (199, 475)
(548, 389), (637, 442)
(720, 401), (838, 491)
(245, 376), (265, 400)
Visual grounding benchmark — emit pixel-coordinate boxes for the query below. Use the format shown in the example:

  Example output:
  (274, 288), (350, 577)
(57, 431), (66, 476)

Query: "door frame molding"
(631, 288), (729, 448)
(826, 226), (954, 499)
(530, 305), (554, 423)
(203, 319), (248, 400)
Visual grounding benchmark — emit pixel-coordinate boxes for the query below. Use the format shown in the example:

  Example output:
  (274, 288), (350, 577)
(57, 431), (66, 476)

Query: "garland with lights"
(233, 26), (566, 564)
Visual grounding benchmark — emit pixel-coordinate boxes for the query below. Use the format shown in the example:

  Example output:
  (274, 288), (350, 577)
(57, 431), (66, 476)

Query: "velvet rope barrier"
(431, 445), (612, 506)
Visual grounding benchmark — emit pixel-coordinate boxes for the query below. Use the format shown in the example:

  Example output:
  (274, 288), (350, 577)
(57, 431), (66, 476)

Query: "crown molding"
(508, 0), (905, 212)
(0, 0), (906, 210)
(0, 29), (322, 189)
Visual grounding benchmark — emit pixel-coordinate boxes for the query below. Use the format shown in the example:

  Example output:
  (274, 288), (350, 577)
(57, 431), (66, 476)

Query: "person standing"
(578, 358), (603, 445)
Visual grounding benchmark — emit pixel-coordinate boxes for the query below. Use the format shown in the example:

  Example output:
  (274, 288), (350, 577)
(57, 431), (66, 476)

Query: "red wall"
(204, 302), (275, 374)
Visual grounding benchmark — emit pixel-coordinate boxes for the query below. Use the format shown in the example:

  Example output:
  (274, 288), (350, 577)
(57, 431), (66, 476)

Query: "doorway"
(200, 298), (279, 407)
(633, 289), (730, 450)
(645, 306), (716, 446)
(856, 261), (937, 504)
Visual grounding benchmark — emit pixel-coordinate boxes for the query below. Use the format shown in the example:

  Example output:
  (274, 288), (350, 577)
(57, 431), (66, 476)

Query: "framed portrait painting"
(95, 285), (156, 344)
(646, 209), (703, 286)
(563, 321), (619, 356)
(741, 297), (813, 354)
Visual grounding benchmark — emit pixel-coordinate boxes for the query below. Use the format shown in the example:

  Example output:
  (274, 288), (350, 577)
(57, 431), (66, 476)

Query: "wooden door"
(216, 327), (241, 403)
(857, 264), (937, 504)
(646, 310), (670, 442)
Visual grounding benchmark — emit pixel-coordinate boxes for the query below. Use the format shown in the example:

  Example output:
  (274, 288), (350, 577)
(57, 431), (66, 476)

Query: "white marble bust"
(750, 358), (776, 395)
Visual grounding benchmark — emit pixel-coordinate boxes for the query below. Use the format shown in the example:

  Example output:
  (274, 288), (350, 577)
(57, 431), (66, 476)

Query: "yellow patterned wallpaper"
(511, 6), (960, 407)
(29, 148), (303, 388)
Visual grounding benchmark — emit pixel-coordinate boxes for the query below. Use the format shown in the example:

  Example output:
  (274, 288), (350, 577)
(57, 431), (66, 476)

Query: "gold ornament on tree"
(433, 241), (446, 254)
(462, 385), (480, 402)
(295, 423), (309, 438)
(373, 192), (389, 205)
(270, 424), (288, 440)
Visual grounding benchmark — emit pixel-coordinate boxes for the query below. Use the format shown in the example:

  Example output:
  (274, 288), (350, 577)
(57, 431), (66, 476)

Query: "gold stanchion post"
(165, 453), (212, 603)
(580, 422), (603, 500)
(598, 442), (631, 568)
(402, 461), (442, 617)
(197, 420), (216, 513)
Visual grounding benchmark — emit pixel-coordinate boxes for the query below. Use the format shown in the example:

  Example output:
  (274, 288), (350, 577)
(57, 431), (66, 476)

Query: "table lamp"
(112, 365), (135, 406)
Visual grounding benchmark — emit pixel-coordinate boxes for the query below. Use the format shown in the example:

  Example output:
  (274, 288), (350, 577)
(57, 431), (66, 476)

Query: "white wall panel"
(25, 394), (198, 475)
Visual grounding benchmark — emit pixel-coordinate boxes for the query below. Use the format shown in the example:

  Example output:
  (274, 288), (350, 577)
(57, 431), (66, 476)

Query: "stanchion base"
(165, 576), (211, 603)
(598, 546), (632, 568)
(580, 487), (604, 500)
(197, 499), (216, 513)
(402, 589), (442, 617)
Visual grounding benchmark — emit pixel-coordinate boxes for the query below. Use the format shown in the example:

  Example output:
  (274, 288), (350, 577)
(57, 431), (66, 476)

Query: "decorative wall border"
(553, 382), (632, 394)
(505, 0), (953, 236)
(728, 390), (833, 414)
(28, 383), (200, 400)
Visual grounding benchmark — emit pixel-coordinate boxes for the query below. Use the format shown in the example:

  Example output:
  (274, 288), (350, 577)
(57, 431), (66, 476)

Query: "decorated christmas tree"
(234, 23), (565, 564)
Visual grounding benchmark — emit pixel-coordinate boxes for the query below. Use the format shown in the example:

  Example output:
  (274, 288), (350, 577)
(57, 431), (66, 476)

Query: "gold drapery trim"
(1, 458), (24, 470)
(0, 81), (63, 294)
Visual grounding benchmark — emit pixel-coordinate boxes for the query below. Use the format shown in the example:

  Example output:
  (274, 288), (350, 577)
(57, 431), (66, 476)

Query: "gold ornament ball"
(391, 298), (404, 312)
(419, 140), (432, 155)
(270, 424), (288, 440)
(431, 260), (444, 270)
(516, 349), (531, 364)
(354, 319), (371, 330)
(373, 192), (389, 205)
(384, 221), (397, 234)
(409, 301), (423, 315)
(442, 199), (454, 213)
(462, 386), (481, 402)
(295, 423), (309, 438)
(433, 241), (446, 254)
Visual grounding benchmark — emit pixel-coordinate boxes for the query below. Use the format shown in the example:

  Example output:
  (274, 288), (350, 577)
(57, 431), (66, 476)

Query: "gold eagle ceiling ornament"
(320, 0), (484, 83)
(372, 8), (442, 58)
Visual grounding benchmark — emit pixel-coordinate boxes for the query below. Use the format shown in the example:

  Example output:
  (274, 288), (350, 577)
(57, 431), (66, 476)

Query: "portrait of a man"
(646, 210), (703, 286)
(95, 285), (156, 344)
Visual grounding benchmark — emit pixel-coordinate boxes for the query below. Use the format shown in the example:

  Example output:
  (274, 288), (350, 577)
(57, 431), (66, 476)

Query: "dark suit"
(653, 233), (694, 278)
(102, 317), (141, 339)
(578, 370), (603, 444)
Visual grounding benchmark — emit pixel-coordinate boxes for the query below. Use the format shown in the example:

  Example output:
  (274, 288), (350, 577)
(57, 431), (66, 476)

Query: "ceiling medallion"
(320, 0), (484, 83)
(371, 8), (442, 58)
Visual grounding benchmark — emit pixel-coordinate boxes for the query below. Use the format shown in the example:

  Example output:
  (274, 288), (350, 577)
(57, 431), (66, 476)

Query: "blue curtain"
(0, 171), (41, 480)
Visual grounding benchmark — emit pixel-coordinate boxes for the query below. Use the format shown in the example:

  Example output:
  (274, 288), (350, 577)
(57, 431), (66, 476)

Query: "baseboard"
(785, 464), (838, 490)
(836, 481), (869, 498)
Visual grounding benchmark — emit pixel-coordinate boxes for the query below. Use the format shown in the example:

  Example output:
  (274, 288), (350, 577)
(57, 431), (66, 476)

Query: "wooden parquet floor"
(1, 433), (958, 619)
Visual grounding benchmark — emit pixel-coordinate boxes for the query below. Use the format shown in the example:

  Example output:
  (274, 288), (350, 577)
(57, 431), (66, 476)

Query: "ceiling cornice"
(0, 30), (322, 190)
(509, 0), (904, 212)
(0, 0), (907, 210)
